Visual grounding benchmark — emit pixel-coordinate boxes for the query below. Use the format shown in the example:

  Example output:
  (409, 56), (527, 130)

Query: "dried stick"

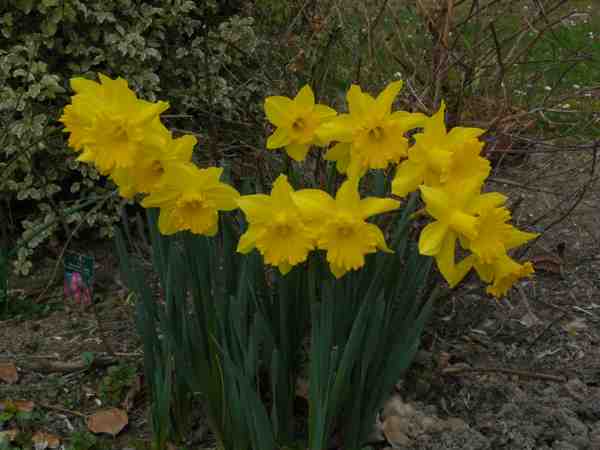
(443, 366), (566, 382)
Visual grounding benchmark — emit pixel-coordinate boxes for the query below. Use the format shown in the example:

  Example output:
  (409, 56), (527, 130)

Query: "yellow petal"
(313, 104), (338, 120)
(360, 197), (400, 219)
(157, 208), (178, 235)
(470, 255), (494, 282)
(449, 211), (479, 241)
(237, 195), (272, 223)
(447, 126), (485, 142)
(468, 192), (507, 214)
(347, 85), (375, 119)
(419, 185), (449, 221)
(374, 80), (403, 117)
(237, 226), (261, 253)
(70, 77), (99, 94)
(271, 175), (294, 208)
(294, 85), (315, 114)
(335, 179), (360, 210)
(390, 111), (428, 131)
(325, 142), (352, 173)
(329, 262), (347, 279)
(293, 189), (335, 221)
(419, 221), (448, 256)
(428, 101), (447, 141)
(316, 115), (356, 143)
(267, 127), (291, 149)
(278, 261), (293, 275)
(434, 232), (472, 288)
(208, 184), (240, 211)
(368, 224), (393, 253)
(505, 228), (539, 250)
(285, 143), (310, 161)
(170, 134), (196, 161)
(265, 96), (295, 127)
(140, 188), (179, 208)
(392, 160), (425, 197)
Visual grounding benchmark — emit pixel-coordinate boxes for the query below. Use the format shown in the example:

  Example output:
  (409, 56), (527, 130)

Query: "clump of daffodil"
(264, 85), (337, 161)
(110, 131), (197, 199)
(392, 102), (490, 198)
(141, 163), (240, 236)
(237, 175), (315, 274)
(293, 179), (400, 278)
(317, 81), (426, 178)
(60, 73), (169, 174)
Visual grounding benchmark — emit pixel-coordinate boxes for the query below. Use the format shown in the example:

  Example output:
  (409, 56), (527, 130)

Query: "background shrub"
(0, 0), (261, 274)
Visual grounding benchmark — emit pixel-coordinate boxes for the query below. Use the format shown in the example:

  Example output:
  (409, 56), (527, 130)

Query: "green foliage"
(0, 0), (261, 274)
(116, 180), (437, 450)
(65, 431), (111, 450)
(98, 363), (138, 405)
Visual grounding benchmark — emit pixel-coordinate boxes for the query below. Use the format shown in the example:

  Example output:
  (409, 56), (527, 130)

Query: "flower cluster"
(60, 74), (240, 236)
(61, 74), (538, 296)
(389, 103), (538, 297)
(237, 175), (399, 278)
(262, 85), (538, 296)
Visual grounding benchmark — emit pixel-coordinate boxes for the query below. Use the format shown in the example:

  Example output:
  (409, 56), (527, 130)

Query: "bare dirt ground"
(1, 145), (599, 450)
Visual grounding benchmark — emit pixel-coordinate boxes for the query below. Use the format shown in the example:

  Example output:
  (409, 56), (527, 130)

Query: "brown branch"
(19, 355), (118, 374)
(37, 402), (87, 418)
(443, 366), (566, 382)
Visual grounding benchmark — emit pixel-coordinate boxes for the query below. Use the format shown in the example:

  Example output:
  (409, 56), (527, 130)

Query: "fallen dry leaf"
(382, 415), (412, 448)
(86, 408), (128, 436)
(32, 431), (61, 449)
(0, 429), (18, 443)
(530, 254), (563, 274)
(0, 362), (18, 384)
(13, 400), (35, 412)
(0, 400), (34, 413)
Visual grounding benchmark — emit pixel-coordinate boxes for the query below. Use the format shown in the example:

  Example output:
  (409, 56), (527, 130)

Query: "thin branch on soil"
(37, 402), (87, 418)
(442, 366), (566, 382)
(19, 355), (118, 374)
(526, 311), (569, 351)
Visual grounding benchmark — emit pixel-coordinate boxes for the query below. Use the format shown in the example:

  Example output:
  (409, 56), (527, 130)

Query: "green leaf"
(81, 351), (95, 367)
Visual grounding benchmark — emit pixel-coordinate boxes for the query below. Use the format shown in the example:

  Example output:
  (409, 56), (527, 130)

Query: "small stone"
(563, 414), (587, 437)
(383, 396), (416, 418)
(563, 378), (588, 401)
(589, 422), (600, 445)
(445, 417), (468, 432)
(551, 441), (578, 450)
(383, 415), (414, 448)
(420, 416), (443, 433)
(577, 394), (600, 420)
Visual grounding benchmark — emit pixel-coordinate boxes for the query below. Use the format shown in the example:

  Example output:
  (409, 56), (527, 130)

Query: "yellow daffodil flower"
(454, 203), (539, 296)
(293, 179), (400, 278)
(418, 182), (508, 285)
(392, 102), (489, 197)
(236, 175), (315, 275)
(462, 253), (535, 298)
(109, 132), (196, 199)
(141, 163), (239, 236)
(264, 85), (337, 161)
(464, 205), (538, 265)
(60, 73), (169, 174)
(318, 81), (425, 177)
(484, 256), (535, 298)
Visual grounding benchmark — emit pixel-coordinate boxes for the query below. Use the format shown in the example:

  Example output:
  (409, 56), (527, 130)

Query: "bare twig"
(443, 366), (566, 382)
(38, 402), (87, 418)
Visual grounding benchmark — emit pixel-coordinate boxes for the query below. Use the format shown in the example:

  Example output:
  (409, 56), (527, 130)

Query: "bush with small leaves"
(0, 0), (260, 274)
